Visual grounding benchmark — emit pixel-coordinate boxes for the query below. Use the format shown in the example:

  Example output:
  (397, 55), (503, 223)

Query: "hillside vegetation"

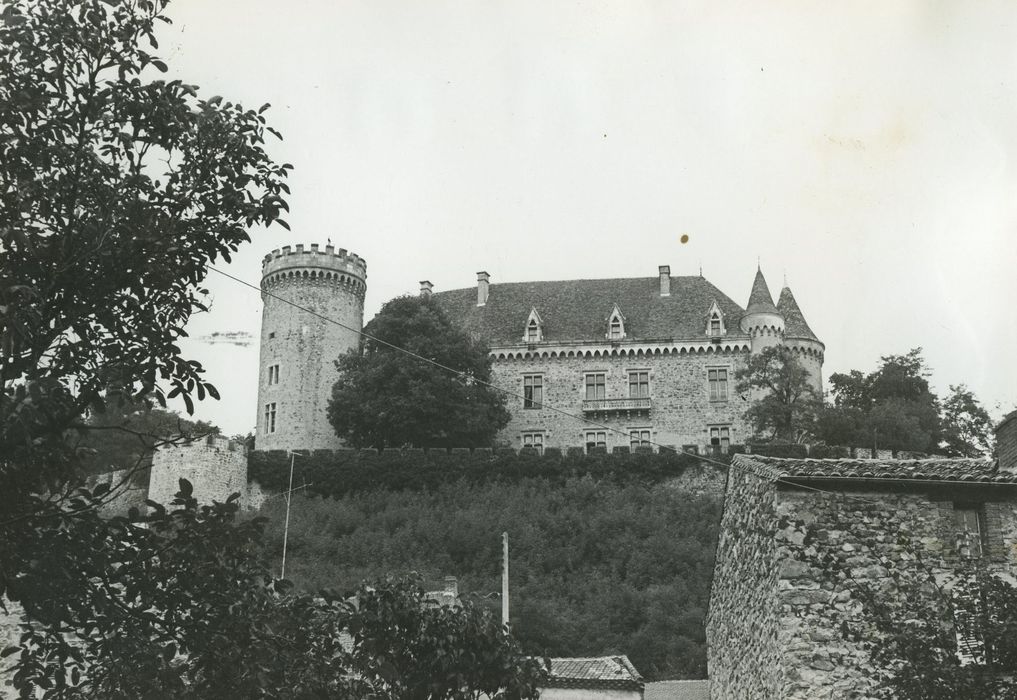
(255, 475), (721, 680)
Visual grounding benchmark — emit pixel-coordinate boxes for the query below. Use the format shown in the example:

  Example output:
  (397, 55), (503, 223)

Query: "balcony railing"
(581, 397), (652, 413)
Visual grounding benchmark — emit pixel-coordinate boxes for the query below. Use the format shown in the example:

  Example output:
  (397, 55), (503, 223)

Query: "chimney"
(419, 280), (433, 298)
(477, 271), (490, 306)
(659, 265), (671, 297)
(997, 411), (1017, 472)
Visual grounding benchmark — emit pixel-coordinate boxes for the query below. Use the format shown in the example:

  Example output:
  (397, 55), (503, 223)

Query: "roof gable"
(431, 276), (749, 345)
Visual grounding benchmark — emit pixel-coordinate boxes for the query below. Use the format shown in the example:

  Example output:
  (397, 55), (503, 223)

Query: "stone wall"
(710, 472), (1017, 699)
(148, 435), (250, 507)
(491, 349), (752, 452)
(707, 468), (783, 698)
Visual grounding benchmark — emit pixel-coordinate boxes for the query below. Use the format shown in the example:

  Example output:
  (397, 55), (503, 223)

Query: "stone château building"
(707, 413), (1017, 698)
(251, 243), (823, 454)
(428, 265), (823, 453)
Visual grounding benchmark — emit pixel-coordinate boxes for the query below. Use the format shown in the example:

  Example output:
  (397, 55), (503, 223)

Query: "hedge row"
(248, 448), (713, 498)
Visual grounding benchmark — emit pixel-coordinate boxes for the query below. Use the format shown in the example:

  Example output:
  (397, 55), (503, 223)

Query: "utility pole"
(502, 531), (510, 630)
(280, 450), (300, 579)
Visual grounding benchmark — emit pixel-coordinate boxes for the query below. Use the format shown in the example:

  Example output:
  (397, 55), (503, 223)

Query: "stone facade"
(256, 244), (366, 452)
(708, 453), (1017, 699)
(147, 435), (251, 507)
(492, 349), (753, 452)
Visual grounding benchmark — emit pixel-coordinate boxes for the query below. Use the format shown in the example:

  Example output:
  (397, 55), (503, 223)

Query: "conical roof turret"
(745, 267), (779, 315)
(777, 286), (820, 342)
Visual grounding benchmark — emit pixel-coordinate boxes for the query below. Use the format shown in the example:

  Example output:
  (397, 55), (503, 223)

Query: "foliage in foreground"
(849, 562), (1017, 699)
(257, 476), (723, 681)
(735, 346), (822, 443)
(1, 0), (289, 600)
(3, 482), (544, 699)
(328, 296), (510, 449)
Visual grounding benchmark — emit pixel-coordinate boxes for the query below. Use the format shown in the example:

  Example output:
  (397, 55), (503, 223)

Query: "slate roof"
(735, 454), (1017, 484)
(432, 276), (749, 345)
(644, 679), (712, 700)
(745, 268), (779, 315)
(543, 656), (644, 690)
(777, 286), (820, 342)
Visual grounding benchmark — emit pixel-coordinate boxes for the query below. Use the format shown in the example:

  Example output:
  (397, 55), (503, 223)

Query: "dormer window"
(705, 300), (726, 337)
(523, 307), (544, 343)
(606, 305), (626, 340)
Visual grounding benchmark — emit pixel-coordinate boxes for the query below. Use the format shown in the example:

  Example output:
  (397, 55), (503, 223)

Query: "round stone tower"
(740, 267), (785, 353)
(256, 244), (366, 452)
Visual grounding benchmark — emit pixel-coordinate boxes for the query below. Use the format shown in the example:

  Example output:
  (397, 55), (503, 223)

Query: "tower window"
(265, 402), (277, 433)
(585, 373), (606, 400)
(708, 368), (729, 401)
(523, 374), (543, 409)
(268, 332), (276, 340)
(268, 364), (280, 385)
(628, 371), (649, 398)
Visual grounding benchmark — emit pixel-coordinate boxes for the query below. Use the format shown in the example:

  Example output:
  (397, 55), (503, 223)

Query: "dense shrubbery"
(248, 448), (710, 498)
(255, 476), (723, 681)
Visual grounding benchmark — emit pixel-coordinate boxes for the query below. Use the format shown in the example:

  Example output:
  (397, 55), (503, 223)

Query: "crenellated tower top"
(260, 243), (367, 299)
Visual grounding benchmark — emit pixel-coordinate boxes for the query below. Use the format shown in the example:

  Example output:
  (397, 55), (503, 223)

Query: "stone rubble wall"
(0, 599), (23, 699)
(147, 435), (250, 507)
(707, 468), (784, 698)
(712, 476), (1017, 700)
(491, 350), (752, 452)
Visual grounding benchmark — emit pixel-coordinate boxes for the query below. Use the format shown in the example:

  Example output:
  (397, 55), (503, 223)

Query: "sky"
(160, 0), (1017, 436)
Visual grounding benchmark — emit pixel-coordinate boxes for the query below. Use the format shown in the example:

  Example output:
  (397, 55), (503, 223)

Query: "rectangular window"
(708, 368), (729, 401)
(585, 373), (606, 400)
(630, 428), (651, 449)
(268, 364), (280, 385)
(628, 371), (649, 398)
(954, 505), (986, 558)
(585, 430), (607, 452)
(609, 320), (623, 339)
(710, 317), (721, 335)
(521, 432), (544, 454)
(709, 425), (731, 454)
(264, 402), (277, 433)
(523, 374), (543, 409)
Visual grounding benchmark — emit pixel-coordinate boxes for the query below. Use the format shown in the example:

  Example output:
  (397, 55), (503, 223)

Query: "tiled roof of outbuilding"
(432, 276), (748, 345)
(644, 679), (712, 700)
(544, 656), (644, 690)
(745, 268), (779, 315)
(777, 286), (820, 342)
(735, 454), (1017, 484)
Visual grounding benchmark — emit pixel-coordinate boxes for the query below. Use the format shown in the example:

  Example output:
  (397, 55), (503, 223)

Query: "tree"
(941, 384), (994, 457)
(849, 560), (1017, 699)
(820, 349), (942, 453)
(6, 482), (545, 698)
(328, 296), (510, 449)
(79, 402), (220, 474)
(0, 0), (290, 516)
(735, 346), (821, 443)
